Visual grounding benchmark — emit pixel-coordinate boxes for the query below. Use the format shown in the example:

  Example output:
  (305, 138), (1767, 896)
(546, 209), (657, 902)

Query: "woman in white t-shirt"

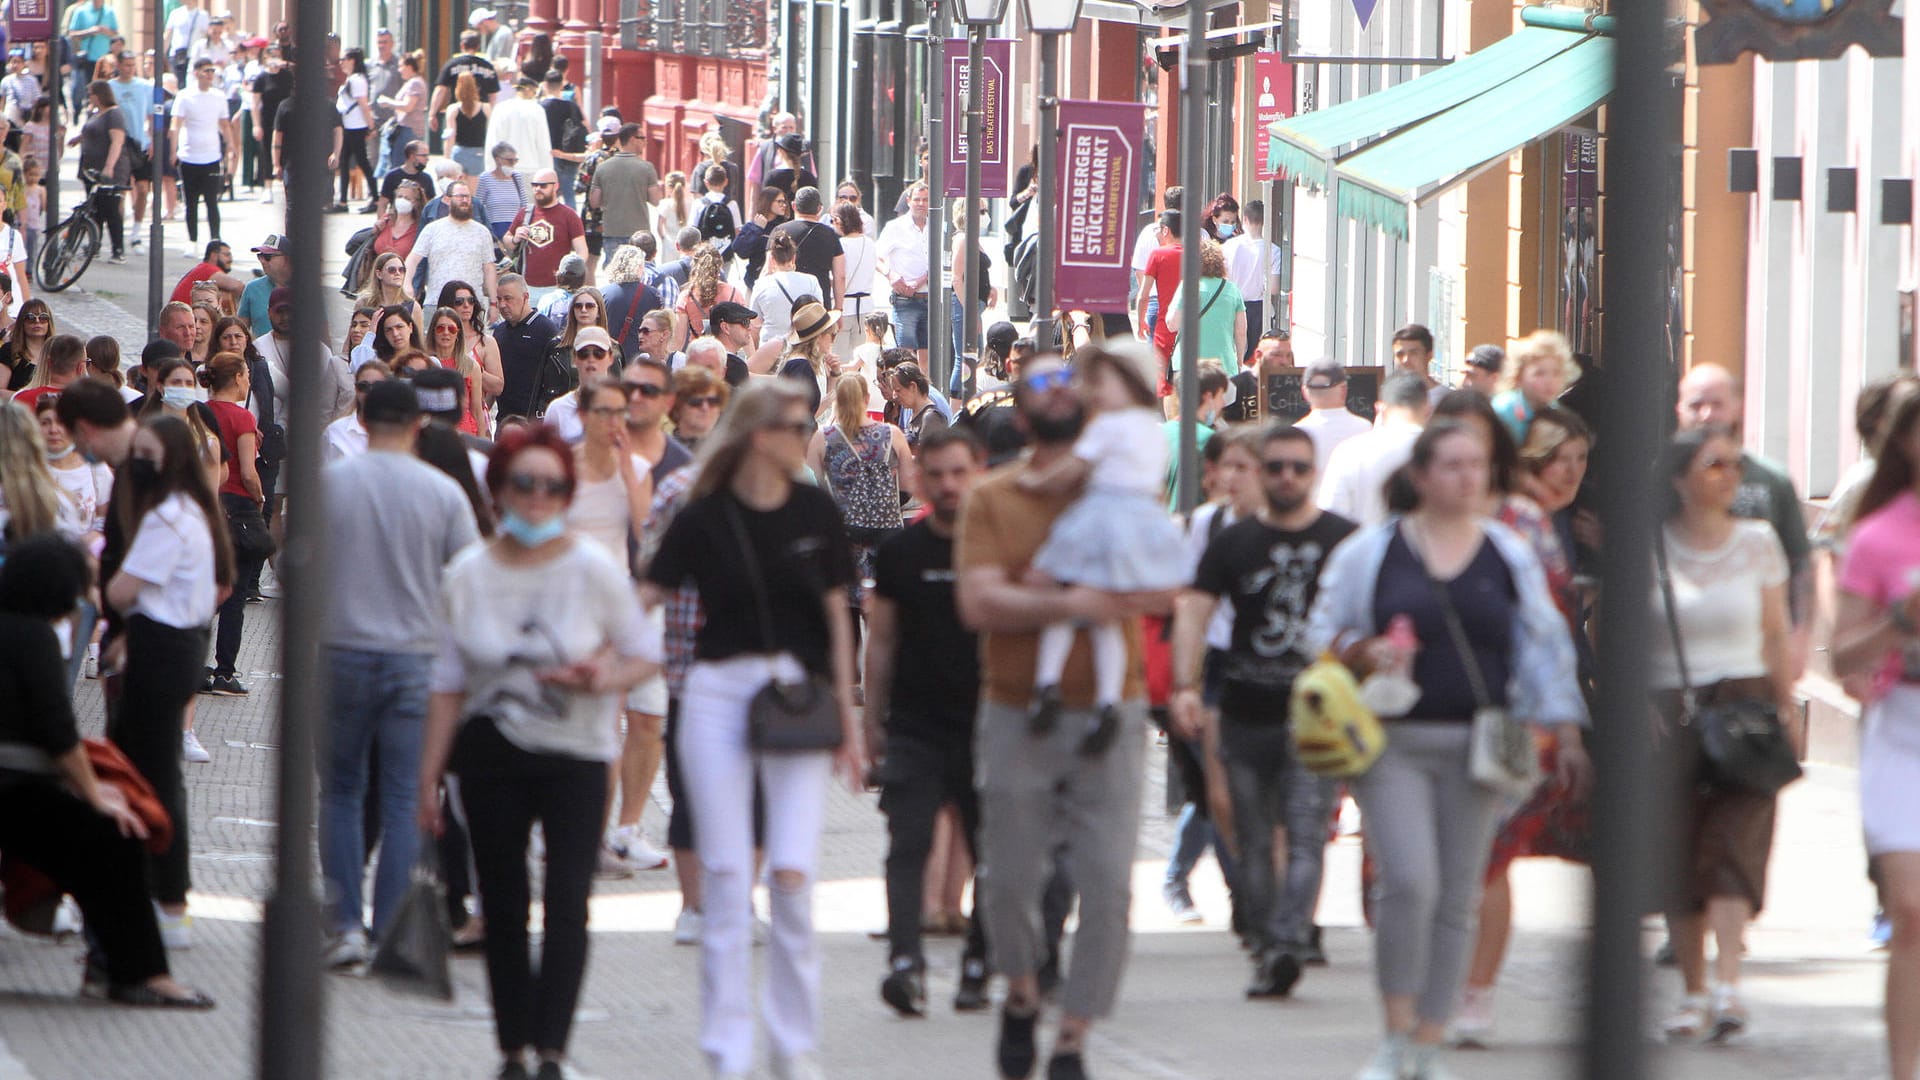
(0, 218), (30, 319)
(749, 231), (822, 347)
(34, 396), (112, 545)
(831, 201), (877, 362)
(103, 413), (234, 947)
(335, 49), (376, 212)
(417, 425), (660, 1080)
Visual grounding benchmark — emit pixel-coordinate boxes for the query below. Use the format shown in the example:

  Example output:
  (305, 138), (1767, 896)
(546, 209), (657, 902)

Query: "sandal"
(108, 983), (217, 1009)
(1660, 994), (1709, 1041)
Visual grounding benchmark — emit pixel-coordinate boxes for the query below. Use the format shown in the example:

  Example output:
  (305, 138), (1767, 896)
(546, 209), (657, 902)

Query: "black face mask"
(127, 458), (162, 488)
(1023, 403), (1086, 445)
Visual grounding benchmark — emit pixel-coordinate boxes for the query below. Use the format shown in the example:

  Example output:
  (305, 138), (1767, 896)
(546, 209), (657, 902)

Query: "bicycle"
(36, 172), (128, 293)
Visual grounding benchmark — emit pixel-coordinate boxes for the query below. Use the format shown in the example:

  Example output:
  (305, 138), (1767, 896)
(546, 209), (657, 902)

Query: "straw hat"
(786, 300), (841, 346)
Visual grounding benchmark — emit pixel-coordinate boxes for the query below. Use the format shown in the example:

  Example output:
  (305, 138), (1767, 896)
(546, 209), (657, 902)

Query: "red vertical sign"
(1054, 100), (1149, 312)
(8, 0), (54, 42)
(944, 38), (1012, 199)
(1253, 53), (1294, 184)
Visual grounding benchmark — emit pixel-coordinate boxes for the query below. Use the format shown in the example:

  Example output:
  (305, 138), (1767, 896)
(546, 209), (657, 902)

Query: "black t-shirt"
(773, 218), (843, 304)
(1372, 527), (1515, 722)
(0, 614), (80, 787)
(646, 486), (856, 675)
(778, 356), (821, 414)
(253, 67), (294, 132)
(380, 163), (432, 204)
(1192, 511), (1357, 717)
(871, 520), (978, 737)
(540, 96), (584, 151)
(491, 311), (558, 419)
(434, 53), (500, 99)
(722, 353), (750, 387)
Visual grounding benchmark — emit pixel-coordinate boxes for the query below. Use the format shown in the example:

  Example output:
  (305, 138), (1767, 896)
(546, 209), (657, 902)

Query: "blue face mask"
(498, 510), (566, 547)
(1216, 222), (1237, 238)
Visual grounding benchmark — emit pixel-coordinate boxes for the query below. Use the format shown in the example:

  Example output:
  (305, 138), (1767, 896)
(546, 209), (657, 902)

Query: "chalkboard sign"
(1263, 366), (1383, 422)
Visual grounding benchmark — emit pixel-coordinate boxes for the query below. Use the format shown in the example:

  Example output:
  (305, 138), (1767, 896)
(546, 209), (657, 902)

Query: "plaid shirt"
(641, 463), (702, 694)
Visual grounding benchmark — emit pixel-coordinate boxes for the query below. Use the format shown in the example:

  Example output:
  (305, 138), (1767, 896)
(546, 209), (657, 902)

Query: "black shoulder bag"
(722, 496), (845, 752)
(1655, 535), (1802, 796)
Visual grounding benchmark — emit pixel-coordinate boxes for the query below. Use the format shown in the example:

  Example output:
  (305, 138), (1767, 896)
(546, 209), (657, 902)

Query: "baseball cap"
(596, 116), (620, 137)
(252, 234), (287, 256)
(409, 366), (466, 422)
(709, 301), (756, 329)
(1466, 344), (1506, 373)
(984, 320), (1018, 357)
(360, 380), (421, 425)
(774, 132), (805, 155)
(468, 8), (497, 26)
(1304, 359), (1347, 389)
(268, 287), (294, 311)
(572, 327), (615, 354)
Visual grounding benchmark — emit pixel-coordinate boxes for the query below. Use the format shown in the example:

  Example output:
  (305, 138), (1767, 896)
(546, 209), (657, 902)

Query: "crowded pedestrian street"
(0, 1), (1917, 1078)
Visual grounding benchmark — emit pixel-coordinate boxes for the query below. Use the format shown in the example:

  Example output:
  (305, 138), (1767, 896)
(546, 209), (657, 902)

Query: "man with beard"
(171, 240), (246, 306)
(1171, 423), (1356, 1000)
(502, 167), (587, 296)
(869, 425), (990, 1017)
(956, 353), (1172, 1080)
(405, 179), (499, 314)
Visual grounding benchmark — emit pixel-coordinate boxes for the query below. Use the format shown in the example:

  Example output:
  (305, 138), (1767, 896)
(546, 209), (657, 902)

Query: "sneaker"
(1029, 684), (1063, 736)
(1046, 1053), (1088, 1080)
(880, 957), (926, 1017)
(52, 897), (83, 940)
(108, 253), (126, 264)
(1162, 882), (1202, 924)
(594, 844), (634, 880)
(1407, 1044), (1461, 1080)
(1660, 993), (1710, 1041)
(158, 910), (192, 950)
(129, 235), (143, 248)
(325, 928), (370, 970)
(182, 730), (211, 763)
(533, 1062), (572, 1080)
(997, 1005), (1039, 1079)
(1450, 985), (1494, 1047)
(609, 825), (669, 870)
(954, 956), (990, 1012)
(259, 190), (274, 204)
(1300, 925), (1329, 966)
(496, 1064), (530, 1080)
(1247, 948), (1302, 999)
(771, 1054), (825, 1080)
(1707, 984), (1747, 1042)
(673, 908), (703, 945)
(207, 674), (249, 697)
(1354, 1036), (1411, 1080)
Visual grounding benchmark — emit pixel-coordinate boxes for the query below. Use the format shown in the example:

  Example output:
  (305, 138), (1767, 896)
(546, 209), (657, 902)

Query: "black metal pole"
(1583, 0), (1670, 1076)
(927, 4), (951, 387)
(1031, 28), (1059, 353)
(147, 6), (164, 329)
(257, 3), (330, 1076)
(45, 52), (61, 263)
(1174, 0), (1205, 515)
(960, 26), (985, 381)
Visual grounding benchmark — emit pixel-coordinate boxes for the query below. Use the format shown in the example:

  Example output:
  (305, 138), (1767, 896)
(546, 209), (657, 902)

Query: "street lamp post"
(1174, 0), (1207, 514)
(1021, 0), (1085, 354)
(957, 0), (1008, 393)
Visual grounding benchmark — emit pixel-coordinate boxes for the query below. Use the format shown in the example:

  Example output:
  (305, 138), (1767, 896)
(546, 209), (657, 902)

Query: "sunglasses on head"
(1021, 368), (1073, 394)
(506, 474), (570, 497)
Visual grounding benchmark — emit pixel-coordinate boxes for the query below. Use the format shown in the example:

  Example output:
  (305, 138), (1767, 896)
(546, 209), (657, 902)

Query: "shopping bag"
(370, 839), (454, 1001)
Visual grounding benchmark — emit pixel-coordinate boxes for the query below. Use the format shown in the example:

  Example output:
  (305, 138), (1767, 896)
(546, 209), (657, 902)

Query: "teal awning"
(1265, 6), (1615, 237)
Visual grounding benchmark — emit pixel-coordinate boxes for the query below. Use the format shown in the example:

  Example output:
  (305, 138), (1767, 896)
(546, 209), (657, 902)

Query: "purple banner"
(1054, 100), (1148, 312)
(8, 0), (54, 42)
(943, 38), (1011, 199)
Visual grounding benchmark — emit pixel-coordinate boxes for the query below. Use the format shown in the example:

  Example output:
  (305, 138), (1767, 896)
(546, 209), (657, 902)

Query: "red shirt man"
(506, 168), (587, 289)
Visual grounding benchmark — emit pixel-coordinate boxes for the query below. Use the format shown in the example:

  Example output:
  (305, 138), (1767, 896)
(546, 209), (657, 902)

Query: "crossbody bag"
(722, 496), (844, 752)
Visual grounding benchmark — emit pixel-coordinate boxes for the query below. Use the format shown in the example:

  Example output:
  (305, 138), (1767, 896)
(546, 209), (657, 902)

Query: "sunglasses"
(531, 181), (556, 188)
(22, 312), (49, 323)
(1262, 459), (1314, 476)
(626, 382), (667, 398)
(354, 381), (381, 392)
(383, 264), (405, 273)
(1021, 368), (1073, 394)
(433, 324), (460, 334)
(506, 474), (570, 497)
(573, 302), (599, 311)
(575, 346), (609, 359)
(451, 296), (477, 306)
(684, 395), (723, 408)
(586, 405), (625, 418)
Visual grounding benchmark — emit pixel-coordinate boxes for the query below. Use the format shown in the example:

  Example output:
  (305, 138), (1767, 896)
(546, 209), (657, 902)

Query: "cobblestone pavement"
(0, 168), (1897, 1080)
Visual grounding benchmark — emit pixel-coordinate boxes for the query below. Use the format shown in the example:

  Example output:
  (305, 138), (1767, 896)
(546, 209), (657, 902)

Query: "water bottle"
(1360, 614), (1422, 718)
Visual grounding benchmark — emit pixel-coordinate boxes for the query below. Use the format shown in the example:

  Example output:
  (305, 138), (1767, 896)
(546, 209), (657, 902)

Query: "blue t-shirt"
(68, 3), (119, 62)
(108, 78), (155, 150)
(238, 275), (274, 338)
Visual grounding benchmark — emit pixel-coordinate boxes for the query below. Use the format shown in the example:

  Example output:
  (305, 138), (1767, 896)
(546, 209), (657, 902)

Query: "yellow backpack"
(1290, 652), (1387, 778)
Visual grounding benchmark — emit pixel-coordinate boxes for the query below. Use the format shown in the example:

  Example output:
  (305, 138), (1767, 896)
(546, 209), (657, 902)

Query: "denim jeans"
(890, 294), (929, 352)
(318, 647), (433, 937)
(555, 159), (579, 211)
(376, 124), (414, 184)
(947, 289), (986, 396)
(1220, 718), (1337, 953)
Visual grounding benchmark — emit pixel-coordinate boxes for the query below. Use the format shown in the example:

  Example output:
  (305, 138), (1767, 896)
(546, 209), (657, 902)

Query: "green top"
(1167, 277), (1245, 376)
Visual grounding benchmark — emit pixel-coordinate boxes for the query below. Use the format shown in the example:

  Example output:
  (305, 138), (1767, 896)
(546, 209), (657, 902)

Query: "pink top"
(1838, 489), (1920, 700)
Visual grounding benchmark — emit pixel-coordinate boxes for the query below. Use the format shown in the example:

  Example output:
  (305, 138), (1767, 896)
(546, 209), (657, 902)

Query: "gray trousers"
(975, 699), (1146, 1019)
(1352, 722), (1504, 1025)
(1220, 719), (1338, 954)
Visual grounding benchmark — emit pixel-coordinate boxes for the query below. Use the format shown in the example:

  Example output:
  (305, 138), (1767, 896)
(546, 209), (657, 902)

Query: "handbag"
(722, 496), (844, 753)
(1415, 531), (1541, 799)
(370, 840), (453, 1000)
(1655, 537), (1803, 796)
(222, 492), (277, 561)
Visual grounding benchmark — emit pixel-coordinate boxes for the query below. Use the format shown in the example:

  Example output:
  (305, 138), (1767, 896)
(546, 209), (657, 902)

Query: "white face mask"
(393, 197), (415, 216)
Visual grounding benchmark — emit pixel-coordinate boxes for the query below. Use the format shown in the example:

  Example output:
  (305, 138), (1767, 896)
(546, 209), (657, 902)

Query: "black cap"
(1466, 344), (1506, 372)
(360, 380), (421, 425)
(408, 366), (466, 422)
(141, 339), (183, 369)
(984, 321), (1018, 356)
(709, 300), (756, 330)
(775, 132), (805, 155)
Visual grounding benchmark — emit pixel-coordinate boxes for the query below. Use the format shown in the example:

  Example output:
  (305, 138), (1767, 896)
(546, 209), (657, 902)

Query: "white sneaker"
(753, 912), (770, 947)
(594, 844), (635, 880)
(673, 909), (703, 946)
(1407, 1044), (1461, 1080)
(1661, 993), (1711, 1041)
(326, 927), (370, 970)
(1450, 985), (1494, 1047)
(158, 909), (193, 950)
(608, 825), (668, 870)
(51, 896), (83, 939)
(259, 191), (274, 204)
(772, 1053), (825, 1080)
(1354, 1036), (1410, 1080)
(182, 730), (211, 763)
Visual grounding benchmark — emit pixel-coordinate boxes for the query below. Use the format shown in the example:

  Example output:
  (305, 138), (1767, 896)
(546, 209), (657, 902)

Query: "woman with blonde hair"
(4, 298), (55, 389)
(771, 300), (843, 417)
(1490, 330), (1578, 445)
(357, 251), (421, 328)
(677, 243), (747, 352)
(190, 281), (233, 318)
(0, 401), (84, 542)
(656, 170), (692, 246)
(425, 306), (489, 437)
(805, 373), (911, 613)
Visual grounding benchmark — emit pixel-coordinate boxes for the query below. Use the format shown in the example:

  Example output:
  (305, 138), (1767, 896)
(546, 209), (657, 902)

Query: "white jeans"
(681, 654), (834, 1074)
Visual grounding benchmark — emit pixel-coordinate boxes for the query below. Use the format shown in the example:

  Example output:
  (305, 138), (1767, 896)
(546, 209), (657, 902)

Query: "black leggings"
(215, 493), (261, 678)
(0, 780), (171, 985)
(180, 160), (222, 243)
(90, 184), (125, 258)
(108, 615), (209, 907)
(452, 717), (607, 1057)
(338, 128), (374, 204)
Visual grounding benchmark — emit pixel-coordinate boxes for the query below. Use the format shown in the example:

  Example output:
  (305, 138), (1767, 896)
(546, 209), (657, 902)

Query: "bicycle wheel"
(35, 214), (100, 293)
